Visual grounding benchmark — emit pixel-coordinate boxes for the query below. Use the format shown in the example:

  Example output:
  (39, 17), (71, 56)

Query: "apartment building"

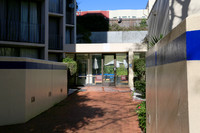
(77, 9), (148, 19)
(0, 0), (76, 62)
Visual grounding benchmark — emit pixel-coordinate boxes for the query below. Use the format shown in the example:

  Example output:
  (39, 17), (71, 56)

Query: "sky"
(77, 0), (149, 11)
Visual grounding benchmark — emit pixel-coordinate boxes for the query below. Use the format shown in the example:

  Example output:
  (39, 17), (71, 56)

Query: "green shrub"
(134, 58), (146, 97)
(149, 34), (163, 49)
(134, 58), (145, 80)
(116, 65), (128, 76)
(134, 80), (146, 97)
(63, 57), (77, 76)
(136, 101), (146, 132)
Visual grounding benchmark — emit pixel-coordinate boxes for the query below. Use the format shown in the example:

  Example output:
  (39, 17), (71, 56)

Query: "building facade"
(0, 0), (76, 126)
(77, 9), (148, 19)
(66, 31), (147, 89)
(0, 0), (76, 62)
(77, 9), (148, 28)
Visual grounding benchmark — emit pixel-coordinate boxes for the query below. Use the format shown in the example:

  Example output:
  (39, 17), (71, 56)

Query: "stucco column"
(128, 51), (134, 90)
(86, 54), (93, 85)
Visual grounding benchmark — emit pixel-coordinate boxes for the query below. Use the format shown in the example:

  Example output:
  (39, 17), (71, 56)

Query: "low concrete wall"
(0, 57), (67, 126)
(146, 15), (200, 133)
(90, 31), (147, 43)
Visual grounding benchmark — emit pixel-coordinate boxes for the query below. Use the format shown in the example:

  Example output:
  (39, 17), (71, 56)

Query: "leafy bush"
(134, 58), (145, 80)
(134, 80), (146, 97)
(104, 66), (114, 74)
(134, 58), (146, 97)
(109, 23), (147, 31)
(63, 57), (77, 76)
(136, 101), (146, 133)
(116, 65), (128, 76)
(149, 34), (163, 49)
(140, 19), (148, 28)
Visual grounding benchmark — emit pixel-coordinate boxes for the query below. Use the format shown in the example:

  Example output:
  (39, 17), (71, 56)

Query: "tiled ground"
(0, 87), (142, 133)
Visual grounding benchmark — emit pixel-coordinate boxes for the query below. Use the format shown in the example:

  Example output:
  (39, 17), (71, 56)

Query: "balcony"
(49, 0), (63, 14)
(0, 20), (44, 44)
(48, 34), (63, 50)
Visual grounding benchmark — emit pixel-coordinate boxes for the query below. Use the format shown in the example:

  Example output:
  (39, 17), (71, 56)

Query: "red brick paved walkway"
(0, 87), (142, 133)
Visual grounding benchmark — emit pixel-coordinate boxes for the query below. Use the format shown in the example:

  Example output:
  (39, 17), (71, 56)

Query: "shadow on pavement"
(0, 92), (105, 133)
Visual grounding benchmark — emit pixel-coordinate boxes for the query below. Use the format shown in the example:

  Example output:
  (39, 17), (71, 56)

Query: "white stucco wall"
(109, 9), (148, 19)
(0, 57), (67, 126)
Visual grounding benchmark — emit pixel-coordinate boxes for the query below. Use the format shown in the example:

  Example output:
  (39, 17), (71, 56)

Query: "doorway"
(102, 54), (116, 86)
(66, 53), (129, 87)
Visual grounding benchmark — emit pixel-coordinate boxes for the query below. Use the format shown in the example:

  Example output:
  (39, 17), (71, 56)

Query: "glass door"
(116, 53), (129, 87)
(103, 54), (116, 86)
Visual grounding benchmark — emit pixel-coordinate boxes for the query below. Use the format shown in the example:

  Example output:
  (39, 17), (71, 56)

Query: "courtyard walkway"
(0, 87), (142, 133)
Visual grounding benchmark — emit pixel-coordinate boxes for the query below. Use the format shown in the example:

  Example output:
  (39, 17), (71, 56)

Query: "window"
(0, 0), (43, 43)
(66, 28), (74, 44)
(132, 16), (136, 19)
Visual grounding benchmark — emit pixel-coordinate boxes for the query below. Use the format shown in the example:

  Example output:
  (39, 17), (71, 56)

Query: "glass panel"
(65, 28), (73, 44)
(76, 54), (88, 85)
(103, 55), (115, 86)
(116, 53), (128, 86)
(86, 54), (102, 85)
(0, 47), (19, 57)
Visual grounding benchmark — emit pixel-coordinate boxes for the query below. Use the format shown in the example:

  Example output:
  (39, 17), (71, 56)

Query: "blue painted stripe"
(146, 53), (156, 67)
(146, 33), (186, 67)
(155, 52), (157, 66)
(186, 30), (200, 60)
(0, 61), (66, 70)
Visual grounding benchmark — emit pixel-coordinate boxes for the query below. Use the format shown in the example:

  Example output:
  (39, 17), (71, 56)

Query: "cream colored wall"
(65, 43), (147, 53)
(0, 57), (67, 126)
(146, 15), (200, 133)
(109, 9), (148, 19)
(147, 62), (189, 133)
(156, 61), (189, 133)
(25, 69), (67, 121)
(187, 61), (200, 133)
(146, 67), (156, 133)
(0, 69), (26, 126)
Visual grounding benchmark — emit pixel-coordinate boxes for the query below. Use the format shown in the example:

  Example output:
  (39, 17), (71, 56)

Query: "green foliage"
(134, 58), (146, 97)
(149, 34), (163, 48)
(109, 19), (148, 31)
(136, 102), (146, 132)
(134, 58), (145, 80)
(116, 65), (128, 76)
(109, 23), (147, 31)
(104, 66), (114, 74)
(134, 80), (146, 97)
(140, 19), (148, 28)
(63, 57), (77, 76)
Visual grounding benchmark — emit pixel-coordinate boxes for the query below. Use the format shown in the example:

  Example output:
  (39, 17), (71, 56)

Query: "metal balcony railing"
(0, 20), (44, 44)
(49, 0), (63, 14)
(48, 34), (63, 50)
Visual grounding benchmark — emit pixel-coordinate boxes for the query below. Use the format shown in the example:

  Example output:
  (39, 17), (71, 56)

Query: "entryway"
(66, 53), (129, 87)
